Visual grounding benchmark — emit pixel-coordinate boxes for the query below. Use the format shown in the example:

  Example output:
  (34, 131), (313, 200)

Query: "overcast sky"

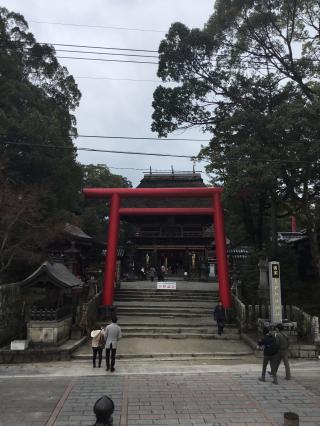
(4, 0), (214, 186)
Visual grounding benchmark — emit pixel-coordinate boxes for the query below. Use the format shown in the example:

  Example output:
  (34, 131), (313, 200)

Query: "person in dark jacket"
(257, 326), (279, 384)
(213, 301), (226, 335)
(274, 323), (291, 380)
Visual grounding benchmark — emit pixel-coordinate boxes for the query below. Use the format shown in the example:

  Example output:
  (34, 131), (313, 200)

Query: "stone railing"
(231, 294), (320, 344)
(231, 294), (246, 331)
(77, 292), (102, 335)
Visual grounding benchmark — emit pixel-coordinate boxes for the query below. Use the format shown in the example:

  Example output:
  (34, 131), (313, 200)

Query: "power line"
(75, 76), (164, 83)
(4, 45), (158, 59)
(2, 141), (320, 164)
(56, 55), (158, 65)
(37, 42), (158, 53)
(0, 141), (195, 159)
(76, 134), (209, 142)
(28, 20), (166, 33)
(54, 49), (158, 59)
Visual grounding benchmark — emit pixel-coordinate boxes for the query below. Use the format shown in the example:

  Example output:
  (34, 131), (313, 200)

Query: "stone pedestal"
(27, 317), (72, 346)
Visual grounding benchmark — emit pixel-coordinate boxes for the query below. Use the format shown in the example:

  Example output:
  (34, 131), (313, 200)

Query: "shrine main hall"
(121, 171), (218, 280)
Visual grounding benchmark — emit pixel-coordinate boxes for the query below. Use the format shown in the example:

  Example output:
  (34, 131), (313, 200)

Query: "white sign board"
(157, 281), (176, 290)
(209, 263), (215, 278)
(268, 261), (282, 323)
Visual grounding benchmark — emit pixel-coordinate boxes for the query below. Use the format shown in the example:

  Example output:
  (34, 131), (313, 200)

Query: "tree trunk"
(270, 195), (278, 258)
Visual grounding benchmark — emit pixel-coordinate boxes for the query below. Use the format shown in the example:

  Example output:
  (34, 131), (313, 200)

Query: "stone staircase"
(72, 283), (253, 361)
(111, 288), (240, 340)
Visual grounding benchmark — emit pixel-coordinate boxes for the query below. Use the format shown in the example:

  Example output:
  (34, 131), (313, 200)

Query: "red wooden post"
(103, 193), (120, 306)
(213, 192), (232, 308)
(291, 216), (297, 232)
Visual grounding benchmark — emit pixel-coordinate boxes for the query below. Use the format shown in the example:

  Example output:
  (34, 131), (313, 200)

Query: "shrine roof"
(122, 172), (212, 213)
(64, 223), (93, 241)
(137, 172), (206, 188)
(20, 261), (83, 289)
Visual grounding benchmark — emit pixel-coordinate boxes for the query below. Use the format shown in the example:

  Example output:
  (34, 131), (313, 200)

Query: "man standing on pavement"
(257, 326), (279, 384)
(104, 317), (122, 372)
(213, 301), (226, 336)
(274, 323), (291, 380)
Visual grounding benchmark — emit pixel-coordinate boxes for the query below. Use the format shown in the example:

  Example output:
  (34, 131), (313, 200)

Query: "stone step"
(114, 296), (218, 302)
(73, 351), (251, 360)
(115, 305), (213, 312)
(119, 326), (236, 333)
(115, 333), (240, 339)
(115, 290), (218, 296)
(114, 303), (215, 309)
(114, 312), (214, 318)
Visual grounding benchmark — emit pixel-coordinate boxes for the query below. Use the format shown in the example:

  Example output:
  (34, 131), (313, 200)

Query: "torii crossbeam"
(83, 187), (232, 308)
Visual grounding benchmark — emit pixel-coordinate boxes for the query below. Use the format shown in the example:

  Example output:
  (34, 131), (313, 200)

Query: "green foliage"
(151, 1), (320, 278)
(79, 164), (132, 240)
(0, 7), (82, 213)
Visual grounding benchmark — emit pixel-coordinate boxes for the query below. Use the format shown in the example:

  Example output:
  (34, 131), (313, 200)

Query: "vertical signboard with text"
(268, 261), (282, 323)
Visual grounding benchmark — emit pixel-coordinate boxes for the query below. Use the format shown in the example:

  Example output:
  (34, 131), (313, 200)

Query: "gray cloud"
(3, 0), (214, 185)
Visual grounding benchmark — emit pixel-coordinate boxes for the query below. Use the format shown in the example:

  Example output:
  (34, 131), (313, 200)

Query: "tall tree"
(0, 7), (82, 212)
(0, 7), (83, 281)
(151, 3), (320, 276)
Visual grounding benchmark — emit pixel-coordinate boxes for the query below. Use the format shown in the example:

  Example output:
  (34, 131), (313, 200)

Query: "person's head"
(218, 301), (223, 307)
(276, 323), (284, 331)
(111, 316), (117, 323)
(262, 326), (269, 335)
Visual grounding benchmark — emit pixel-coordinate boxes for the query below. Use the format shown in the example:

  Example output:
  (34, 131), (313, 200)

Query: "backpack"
(264, 333), (279, 356)
(276, 331), (289, 351)
(98, 331), (105, 347)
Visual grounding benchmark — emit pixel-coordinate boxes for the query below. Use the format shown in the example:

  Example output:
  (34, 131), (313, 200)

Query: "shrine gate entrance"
(83, 187), (232, 307)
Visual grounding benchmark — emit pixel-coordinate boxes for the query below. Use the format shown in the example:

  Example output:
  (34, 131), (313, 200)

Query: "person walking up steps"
(104, 317), (122, 372)
(257, 326), (279, 384)
(274, 323), (291, 380)
(213, 301), (226, 335)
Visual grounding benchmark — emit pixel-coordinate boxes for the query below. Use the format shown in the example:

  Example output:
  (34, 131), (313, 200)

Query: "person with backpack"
(274, 323), (291, 380)
(90, 325), (105, 368)
(257, 326), (279, 384)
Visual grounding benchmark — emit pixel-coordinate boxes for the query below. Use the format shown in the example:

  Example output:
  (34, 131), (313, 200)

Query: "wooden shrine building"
(122, 172), (218, 279)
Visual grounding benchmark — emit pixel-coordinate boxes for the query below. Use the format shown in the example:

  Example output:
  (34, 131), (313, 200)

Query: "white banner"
(157, 282), (176, 290)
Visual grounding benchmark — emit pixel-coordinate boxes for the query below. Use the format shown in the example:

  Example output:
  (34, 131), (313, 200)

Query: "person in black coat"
(213, 301), (226, 335)
(257, 326), (279, 384)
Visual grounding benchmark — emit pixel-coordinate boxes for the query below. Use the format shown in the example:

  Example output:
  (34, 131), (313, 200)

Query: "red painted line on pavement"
(46, 380), (75, 426)
(120, 375), (129, 426)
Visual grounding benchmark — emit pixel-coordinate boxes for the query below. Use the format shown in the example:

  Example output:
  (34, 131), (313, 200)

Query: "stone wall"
(0, 283), (24, 347)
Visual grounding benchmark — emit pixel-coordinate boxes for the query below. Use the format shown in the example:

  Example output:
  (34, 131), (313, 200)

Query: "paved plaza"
(0, 360), (320, 426)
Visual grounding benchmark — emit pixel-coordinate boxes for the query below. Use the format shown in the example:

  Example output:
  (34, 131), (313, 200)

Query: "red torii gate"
(83, 187), (232, 308)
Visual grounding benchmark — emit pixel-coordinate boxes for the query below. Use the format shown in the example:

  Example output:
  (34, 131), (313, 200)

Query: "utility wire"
(33, 42), (158, 53)
(28, 20), (166, 33)
(54, 49), (158, 59)
(76, 134), (209, 142)
(2, 141), (320, 164)
(74, 76), (164, 83)
(56, 55), (158, 65)
(0, 141), (195, 159)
